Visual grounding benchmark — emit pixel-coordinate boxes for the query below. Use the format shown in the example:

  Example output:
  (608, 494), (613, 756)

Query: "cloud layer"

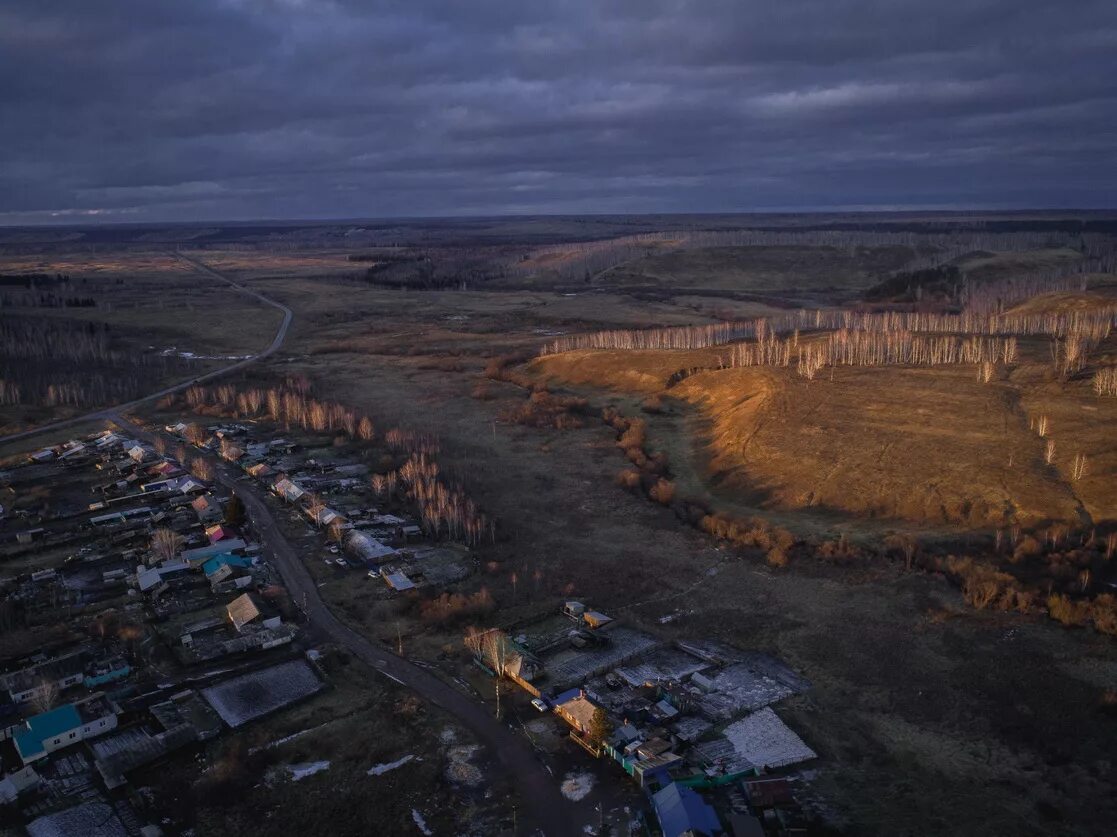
(2, 0), (1116, 222)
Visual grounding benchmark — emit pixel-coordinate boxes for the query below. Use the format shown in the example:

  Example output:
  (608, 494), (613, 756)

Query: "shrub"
(615, 469), (642, 491)
(649, 478), (676, 506)
(616, 419), (647, 452)
(419, 588), (496, 624)
(1012, 535), (1043, 563)
(1047, 594), (1087, 626)
(766, 547), (790, 568)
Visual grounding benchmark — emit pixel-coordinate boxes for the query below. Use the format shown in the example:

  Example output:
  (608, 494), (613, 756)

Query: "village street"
(108, 413), (589, 837)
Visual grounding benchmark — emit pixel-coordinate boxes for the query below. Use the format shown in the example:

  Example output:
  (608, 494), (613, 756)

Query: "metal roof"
(14, 704), (82, 759)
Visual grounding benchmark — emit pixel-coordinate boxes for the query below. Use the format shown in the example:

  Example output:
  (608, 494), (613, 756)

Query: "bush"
(766, 547), (789, 568)
(615, 469), (642, 491)
(649, 478), (676, 506)
(1012, 535), (1043, 563)
(419, 588), (496, 624)
(1047, 594), (1087, 626)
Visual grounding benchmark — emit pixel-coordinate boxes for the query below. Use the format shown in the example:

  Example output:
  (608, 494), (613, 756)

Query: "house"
(57, 442), (87, 461)
(13, 693), (118, 764)
(272, 478), (305, 503)
(181, 539), (247, 565)
(2, 652), (87, 704)
(140, 477), (177, 493)
(136, 559), (191, 592)
(305, 506), (345, 528)
(83, 658), (131, 689)
(652, 782), (723, 837)
(169, 476), (206, 494)
(93, 431), (130, 449)
(344, 531), (398, 564)
(205, 524), (234, 544)
(246, 462), (273, 479)
(202, 554), (255, 584)
(148, 460), (182, 478)
(191, 494), (223, 524)
(226, 593), (280, 633)
(553, 689), (599, 735)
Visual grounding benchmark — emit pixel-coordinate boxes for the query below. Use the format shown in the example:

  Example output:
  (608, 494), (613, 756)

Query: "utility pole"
(396, 621), (403, 655)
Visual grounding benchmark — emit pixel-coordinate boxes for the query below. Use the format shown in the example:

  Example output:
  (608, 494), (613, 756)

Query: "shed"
(583, 610), (613, 629)
(383, 571), (415, 592)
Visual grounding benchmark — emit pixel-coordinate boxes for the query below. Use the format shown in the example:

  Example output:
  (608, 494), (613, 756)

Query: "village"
(467, 600), (818, 837)
(0, 410), (821, 837)
(0, 414), (479, 835)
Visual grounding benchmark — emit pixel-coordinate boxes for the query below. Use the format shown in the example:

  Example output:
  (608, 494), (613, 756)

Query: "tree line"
(178, 381), (492, 546)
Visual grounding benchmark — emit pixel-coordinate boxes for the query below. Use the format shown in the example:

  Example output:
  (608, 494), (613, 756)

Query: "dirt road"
(0, 252), (292, 445)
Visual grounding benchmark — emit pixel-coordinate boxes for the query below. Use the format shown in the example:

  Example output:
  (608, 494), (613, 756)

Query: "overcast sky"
(2, 0), (1116, 224)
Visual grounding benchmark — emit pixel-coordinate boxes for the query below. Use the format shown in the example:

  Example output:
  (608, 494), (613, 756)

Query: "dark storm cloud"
(1, 0), (1115, 222)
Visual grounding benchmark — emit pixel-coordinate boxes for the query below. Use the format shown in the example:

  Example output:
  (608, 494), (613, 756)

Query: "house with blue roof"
(652, 782), (724, 837)
(13, 693), (118, 764)
(202, 553), (255, 584)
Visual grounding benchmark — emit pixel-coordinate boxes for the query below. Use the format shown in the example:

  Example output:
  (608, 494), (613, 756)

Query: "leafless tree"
(150, 527), (184, 566)
(30, 678), (59, 715)
(464, 627), (511, 719)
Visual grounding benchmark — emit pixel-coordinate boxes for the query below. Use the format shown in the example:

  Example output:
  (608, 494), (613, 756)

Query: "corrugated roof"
(226, 593), (261, 631)
(652, 782), (722, 837)
(202, 554), (254, 577)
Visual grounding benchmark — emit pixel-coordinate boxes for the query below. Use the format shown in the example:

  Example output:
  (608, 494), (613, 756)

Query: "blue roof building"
(12, 694), (118, 764)
(652, 782), (723, 837)
(202, 553), (254, 580)
(13, 705), (81, 761)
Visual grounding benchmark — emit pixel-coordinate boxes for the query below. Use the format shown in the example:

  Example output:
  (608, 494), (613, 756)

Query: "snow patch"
(250, 721), (332, 754)
(561, 771), (595, 802)
(411, 809), (433, 835)
(367, 754), (415, 776)
(286, 760), (330, 781)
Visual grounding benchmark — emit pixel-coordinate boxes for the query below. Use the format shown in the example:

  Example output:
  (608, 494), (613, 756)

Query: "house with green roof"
(202, 553), (255, 584)
(13, 693), (118, 764)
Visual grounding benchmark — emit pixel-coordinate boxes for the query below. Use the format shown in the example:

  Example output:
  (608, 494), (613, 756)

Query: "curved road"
(0, 252), (293, 445)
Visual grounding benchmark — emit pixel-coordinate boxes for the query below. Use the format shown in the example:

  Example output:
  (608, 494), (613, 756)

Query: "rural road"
(0, 252), (293, 446)
(107, 415), (586, 836)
